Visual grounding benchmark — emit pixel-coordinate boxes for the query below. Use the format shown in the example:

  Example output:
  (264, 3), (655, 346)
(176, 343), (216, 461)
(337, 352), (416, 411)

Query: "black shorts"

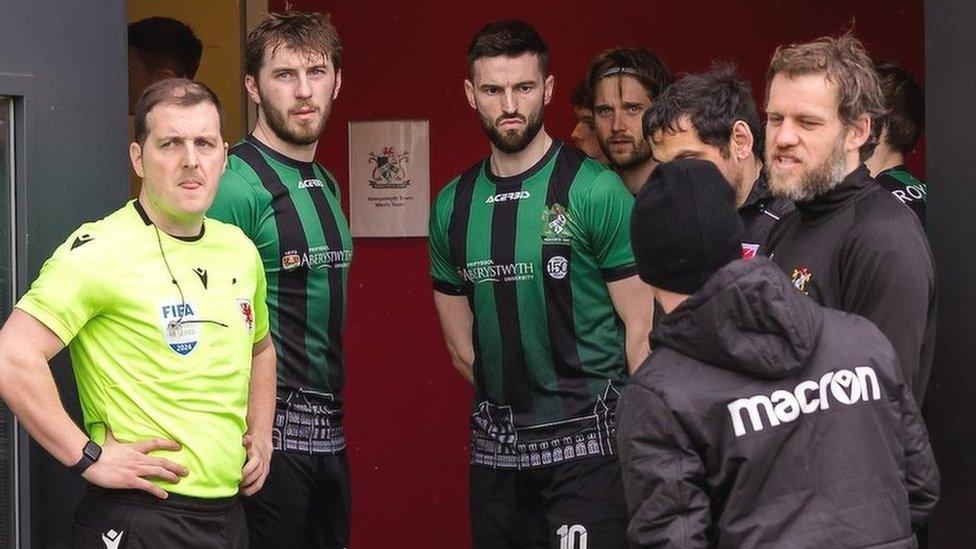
(73, 486), (246, 548)
(243, 450), (351, 549)
(470, 456), (628, 549)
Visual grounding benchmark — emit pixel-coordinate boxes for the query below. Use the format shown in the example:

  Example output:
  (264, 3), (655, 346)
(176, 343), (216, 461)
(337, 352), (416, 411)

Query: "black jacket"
(738, 173), (794, 257)
(766, 165), (936, 404)
(617, 257), (939, 549)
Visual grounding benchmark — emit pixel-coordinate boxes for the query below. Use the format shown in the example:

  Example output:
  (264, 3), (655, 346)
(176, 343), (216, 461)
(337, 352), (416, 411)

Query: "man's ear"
(730, 120), (755, 160)
(543, 74), (554, 106)
(464, 79), (477, 110)
(846, 114), (871, 152)
(333, 69), (342, 100)
(129, 142), (145, 178)
(244, 74), (261, 105)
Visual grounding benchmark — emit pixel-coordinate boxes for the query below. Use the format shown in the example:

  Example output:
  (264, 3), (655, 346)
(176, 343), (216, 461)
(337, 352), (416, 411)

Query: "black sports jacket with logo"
(766, 165), (936, 404)
(737, 173), (793, 257)
(617, 258), (938, 549)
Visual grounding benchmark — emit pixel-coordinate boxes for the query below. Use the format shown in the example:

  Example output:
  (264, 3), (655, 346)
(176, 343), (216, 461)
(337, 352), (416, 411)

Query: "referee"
(0, 79), (276, 547)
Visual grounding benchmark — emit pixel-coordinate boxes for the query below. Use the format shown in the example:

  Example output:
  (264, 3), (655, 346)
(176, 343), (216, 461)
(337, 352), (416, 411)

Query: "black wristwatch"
(69, 440), (102, 476)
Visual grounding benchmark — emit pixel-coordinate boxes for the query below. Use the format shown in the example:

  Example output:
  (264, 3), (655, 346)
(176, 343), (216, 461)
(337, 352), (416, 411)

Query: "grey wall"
(0, 1), (129, 547)
(924, 0), (976, 545)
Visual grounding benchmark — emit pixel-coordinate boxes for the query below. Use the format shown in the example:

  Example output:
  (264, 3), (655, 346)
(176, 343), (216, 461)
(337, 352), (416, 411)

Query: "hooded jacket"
(617, 257), (939, 549)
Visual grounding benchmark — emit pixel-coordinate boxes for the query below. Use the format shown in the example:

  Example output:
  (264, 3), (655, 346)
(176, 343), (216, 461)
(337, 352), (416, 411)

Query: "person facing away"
(865, 59), (928, 224)
(616, 158), (939, 548)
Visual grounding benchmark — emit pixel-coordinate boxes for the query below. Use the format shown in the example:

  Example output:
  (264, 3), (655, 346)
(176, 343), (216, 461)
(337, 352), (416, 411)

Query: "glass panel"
(0, 96), (14, 548)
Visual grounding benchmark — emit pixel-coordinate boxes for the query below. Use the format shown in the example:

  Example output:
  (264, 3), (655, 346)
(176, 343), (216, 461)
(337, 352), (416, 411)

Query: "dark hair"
(766, 33), (885, 161)
(571, 78), (592, 109)
(245, 11), (343, 76)
(643, 64), (763, 158)
(467, 20), (549, 75)
(872, 60), (924, 154)
(134, 78), (223, 146)
(128, 17), (203, 78)
(586, 47), (673, 104)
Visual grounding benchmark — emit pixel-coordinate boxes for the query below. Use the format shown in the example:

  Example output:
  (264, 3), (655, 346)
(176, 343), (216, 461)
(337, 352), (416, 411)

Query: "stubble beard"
(600, 136), (652, 172)
(767, 138), (848, 202)
(478, 108), (545, 155)
(258, 86), (332, 146)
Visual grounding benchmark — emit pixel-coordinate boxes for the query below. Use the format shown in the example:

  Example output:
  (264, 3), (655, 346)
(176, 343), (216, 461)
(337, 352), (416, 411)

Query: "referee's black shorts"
(244, 450), (351, 549)
(470, 455), (628, 549)
(73, 485), (246, 548)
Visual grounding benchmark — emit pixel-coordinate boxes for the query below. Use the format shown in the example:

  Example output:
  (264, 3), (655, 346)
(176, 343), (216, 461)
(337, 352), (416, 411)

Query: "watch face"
(83, 441), (101, 461)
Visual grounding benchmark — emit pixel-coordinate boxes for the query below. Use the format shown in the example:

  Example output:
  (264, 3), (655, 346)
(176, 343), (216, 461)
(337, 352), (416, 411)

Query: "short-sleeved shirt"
(209, 136), (353, 454)
(16, 200), (268, 498)
(430, 142), (636, 469)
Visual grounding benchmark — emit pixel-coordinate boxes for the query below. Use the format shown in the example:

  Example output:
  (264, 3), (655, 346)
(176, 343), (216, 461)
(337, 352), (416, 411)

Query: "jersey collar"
(132, 200), (206, 242)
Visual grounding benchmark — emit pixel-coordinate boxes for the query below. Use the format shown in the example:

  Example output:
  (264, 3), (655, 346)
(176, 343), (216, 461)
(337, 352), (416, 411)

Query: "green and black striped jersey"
(209, 137), (352, 453)
(430, 142), (636, 468)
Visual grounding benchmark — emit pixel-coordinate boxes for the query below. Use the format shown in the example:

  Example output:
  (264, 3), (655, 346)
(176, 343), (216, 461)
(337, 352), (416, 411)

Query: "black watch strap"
(69, 440), (102, 476)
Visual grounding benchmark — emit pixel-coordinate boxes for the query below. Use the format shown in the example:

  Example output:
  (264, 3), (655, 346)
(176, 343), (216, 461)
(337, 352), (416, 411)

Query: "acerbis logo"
(727, 366), (881, 437)
(486, 191), (530, 203)
(547, 256), (568, 279)
(298, 178), (325, 189)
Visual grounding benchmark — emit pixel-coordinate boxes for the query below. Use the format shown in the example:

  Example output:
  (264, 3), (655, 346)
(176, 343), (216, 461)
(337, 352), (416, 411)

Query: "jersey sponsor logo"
(282, 250), (302, 271)
(160, 302), (200, 356)
(891, 184), (927, 204)
(485, 190), (530, 203)
(542, 203), (574, 244)
(282, 246), (353, 272)
(101, 529), (123, 549)
(727, 366), (882, 437)
(297, 178), (325, 189)
(557, 524), (588, 549)
(237, 298), (254, 333)
(460, 259), (535, 284)
(791, 266), (812, 294)
(741, 243), (760, 260)
(369, 146), (411, 189)
(547, 256), (569, 279)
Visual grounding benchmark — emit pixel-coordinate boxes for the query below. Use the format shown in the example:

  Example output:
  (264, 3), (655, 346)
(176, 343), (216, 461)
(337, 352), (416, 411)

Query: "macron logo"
(728, 367), (881, 437)
(102, 529), (124, 549)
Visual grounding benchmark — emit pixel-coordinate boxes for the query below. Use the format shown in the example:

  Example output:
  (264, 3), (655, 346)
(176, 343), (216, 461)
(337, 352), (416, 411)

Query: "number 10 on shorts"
(557, 524), (588, 549)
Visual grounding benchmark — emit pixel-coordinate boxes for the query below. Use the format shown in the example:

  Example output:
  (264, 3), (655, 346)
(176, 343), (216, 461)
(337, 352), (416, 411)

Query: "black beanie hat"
(631, 158), (745, 294)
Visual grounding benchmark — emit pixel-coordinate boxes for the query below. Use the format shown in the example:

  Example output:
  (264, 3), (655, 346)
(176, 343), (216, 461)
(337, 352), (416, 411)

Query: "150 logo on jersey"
(160, 302), (200, 355)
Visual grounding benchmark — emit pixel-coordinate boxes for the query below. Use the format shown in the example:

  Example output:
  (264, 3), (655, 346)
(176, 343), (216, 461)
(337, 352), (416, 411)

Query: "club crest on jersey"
(237, 298), (255, 333)
(791, 266), (813, 294)
(159, 302), (200, 356)
(368, 146), (411, 189)
(541, 203), (574, 244)
(282, 250), (302, 271)
(741, 243), (760, 260)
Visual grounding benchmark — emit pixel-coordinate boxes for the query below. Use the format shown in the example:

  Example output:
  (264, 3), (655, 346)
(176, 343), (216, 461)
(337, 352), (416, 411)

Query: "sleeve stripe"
(602, 264), (637, 282)
(433, 280), (466, 296)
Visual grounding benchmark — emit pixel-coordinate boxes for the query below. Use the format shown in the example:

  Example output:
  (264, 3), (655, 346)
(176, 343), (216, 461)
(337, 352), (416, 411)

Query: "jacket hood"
(651, 257), (824, 379)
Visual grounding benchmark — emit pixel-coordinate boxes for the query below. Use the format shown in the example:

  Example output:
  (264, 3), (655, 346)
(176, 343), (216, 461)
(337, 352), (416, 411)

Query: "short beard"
(767, 139), (847, 202)
(599, 137), (652, 171)
(478, 110), (544, 154)
(258, 87), (331, 146)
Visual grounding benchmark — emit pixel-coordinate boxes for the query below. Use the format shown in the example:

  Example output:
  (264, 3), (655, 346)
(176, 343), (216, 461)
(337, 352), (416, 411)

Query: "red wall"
(269, 2), (922, 546)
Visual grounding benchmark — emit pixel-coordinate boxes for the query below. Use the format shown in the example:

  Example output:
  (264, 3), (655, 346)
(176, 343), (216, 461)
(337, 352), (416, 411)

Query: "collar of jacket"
(738, 172), (773, 213)
(795, 164), (874, 218)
